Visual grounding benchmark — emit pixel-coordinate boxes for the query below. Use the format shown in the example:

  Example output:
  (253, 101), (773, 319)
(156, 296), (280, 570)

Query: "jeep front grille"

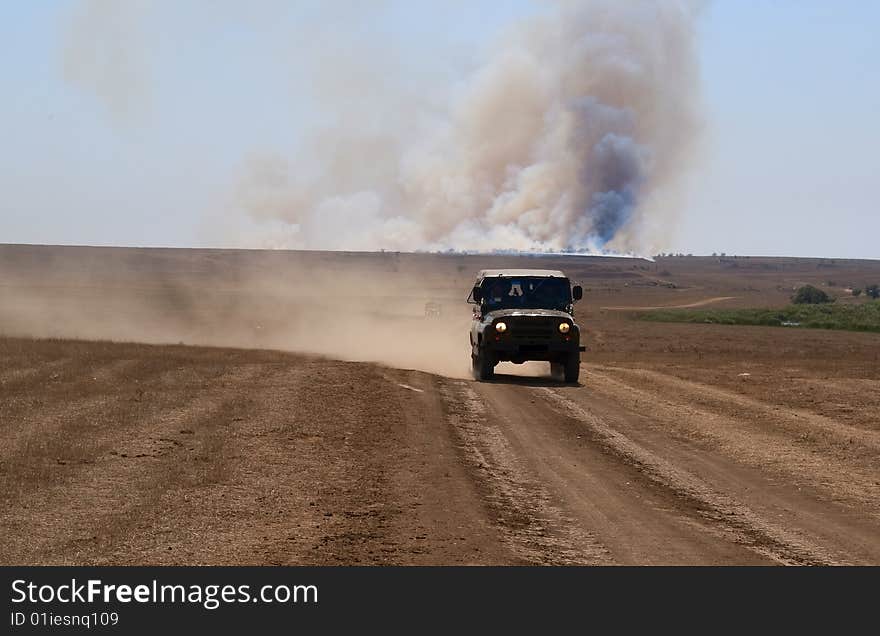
(508, 317), (556, 339)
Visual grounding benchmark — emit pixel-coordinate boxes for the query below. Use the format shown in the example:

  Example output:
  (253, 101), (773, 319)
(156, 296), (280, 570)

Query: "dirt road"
(600, 296), (737, 310)
(1, 247), (878, 564)
(2, 337), (877, 565)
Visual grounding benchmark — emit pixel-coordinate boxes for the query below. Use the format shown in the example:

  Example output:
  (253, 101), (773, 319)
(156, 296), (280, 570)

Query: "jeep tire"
(564, 352), (580, 383)
(472, 349), (495, 381)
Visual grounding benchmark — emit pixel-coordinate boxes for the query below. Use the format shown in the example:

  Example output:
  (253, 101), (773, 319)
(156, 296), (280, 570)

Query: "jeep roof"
(476, 269), (567, 279)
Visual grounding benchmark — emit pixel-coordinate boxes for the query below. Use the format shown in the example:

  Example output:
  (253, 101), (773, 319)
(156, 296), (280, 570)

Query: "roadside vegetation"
(639, 301), (880, 333)
(791, 284), (831, 304)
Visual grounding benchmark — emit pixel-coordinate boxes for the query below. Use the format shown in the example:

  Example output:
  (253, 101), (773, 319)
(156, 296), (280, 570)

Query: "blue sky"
(1, 1), (877, 258)
(683, 1), (879, 258)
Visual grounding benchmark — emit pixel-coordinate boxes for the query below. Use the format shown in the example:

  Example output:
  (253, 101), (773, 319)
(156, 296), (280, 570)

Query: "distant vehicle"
(468, 269), (584, 382)
(424, 301), (442, 318)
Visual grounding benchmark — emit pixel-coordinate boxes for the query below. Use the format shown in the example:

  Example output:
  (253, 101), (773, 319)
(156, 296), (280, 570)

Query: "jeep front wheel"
(563, 352), (580, 383)
(472, 349), (495, 381)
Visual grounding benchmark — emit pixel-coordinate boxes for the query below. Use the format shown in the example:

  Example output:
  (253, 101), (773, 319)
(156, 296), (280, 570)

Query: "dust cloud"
(0, 247), (480, 378)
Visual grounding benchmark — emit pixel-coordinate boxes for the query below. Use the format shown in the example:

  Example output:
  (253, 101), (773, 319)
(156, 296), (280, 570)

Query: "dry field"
(1, 245), (878, 564)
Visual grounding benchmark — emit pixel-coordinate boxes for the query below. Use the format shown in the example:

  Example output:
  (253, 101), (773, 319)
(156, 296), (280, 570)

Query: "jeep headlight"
(495, 322), (507, 333)
(558, 322), (571, 334)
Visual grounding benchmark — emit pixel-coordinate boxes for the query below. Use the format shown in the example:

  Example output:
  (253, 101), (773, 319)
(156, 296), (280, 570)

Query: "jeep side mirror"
(572, 285), (583, 301)
(471, 286), (483, 303)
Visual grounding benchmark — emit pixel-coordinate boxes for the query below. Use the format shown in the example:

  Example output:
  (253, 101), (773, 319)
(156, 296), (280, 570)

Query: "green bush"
(639, 302), (880, 333)
(792, 285), (832, 304)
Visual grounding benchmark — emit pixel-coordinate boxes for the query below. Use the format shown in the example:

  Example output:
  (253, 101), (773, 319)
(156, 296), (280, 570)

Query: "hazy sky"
(1, 1), (877, 258)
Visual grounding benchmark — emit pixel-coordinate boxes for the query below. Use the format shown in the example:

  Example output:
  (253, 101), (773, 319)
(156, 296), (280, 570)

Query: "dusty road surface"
(1, 246), (879, 564)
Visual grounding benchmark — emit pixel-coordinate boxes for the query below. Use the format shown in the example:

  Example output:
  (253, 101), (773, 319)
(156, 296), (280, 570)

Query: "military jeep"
(468, 269), (585, 382)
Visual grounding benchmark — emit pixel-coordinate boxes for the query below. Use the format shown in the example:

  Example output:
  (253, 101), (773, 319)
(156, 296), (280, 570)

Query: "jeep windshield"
(481, 277), (572, 312)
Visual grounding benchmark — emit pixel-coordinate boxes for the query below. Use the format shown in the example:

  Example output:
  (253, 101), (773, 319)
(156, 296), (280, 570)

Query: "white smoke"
(238, 0), (702, 254)
(61, 0), (152, 125)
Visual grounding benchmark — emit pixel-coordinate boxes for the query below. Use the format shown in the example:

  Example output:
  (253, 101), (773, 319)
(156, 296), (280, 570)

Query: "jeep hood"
(484, 308), (573, 320)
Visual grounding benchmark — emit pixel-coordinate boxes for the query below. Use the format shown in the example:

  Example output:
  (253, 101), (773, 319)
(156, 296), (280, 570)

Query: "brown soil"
(1, 246), (878, 564)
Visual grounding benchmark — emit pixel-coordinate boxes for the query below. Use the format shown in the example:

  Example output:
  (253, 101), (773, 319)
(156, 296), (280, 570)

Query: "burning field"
(1, 244), (878, 565)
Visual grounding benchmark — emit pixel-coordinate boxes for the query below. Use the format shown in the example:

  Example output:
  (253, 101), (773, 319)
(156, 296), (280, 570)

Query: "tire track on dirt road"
(440, 379), (613, 565)
(539, 388), (840, 565)
(597, 366), (880, 454)
(583, 366), (880, 519)
(557, 366), (880, 563)
(444, 375), (780, 564)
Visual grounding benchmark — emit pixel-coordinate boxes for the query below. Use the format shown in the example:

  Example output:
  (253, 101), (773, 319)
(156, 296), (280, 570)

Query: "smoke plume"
(59, 0), (701, 254)
(61, 0), (151, 125)
(238, 0), (702, 254)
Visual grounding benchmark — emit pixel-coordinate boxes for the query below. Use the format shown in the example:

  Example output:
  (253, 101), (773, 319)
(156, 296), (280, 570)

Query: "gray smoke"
(238, 0), (702, 254)
(60, 0), (701, 254)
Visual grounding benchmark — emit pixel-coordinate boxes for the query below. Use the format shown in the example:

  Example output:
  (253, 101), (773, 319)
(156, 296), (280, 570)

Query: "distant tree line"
(851, 284), (879, 299)
(794, 284), (880, 304)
